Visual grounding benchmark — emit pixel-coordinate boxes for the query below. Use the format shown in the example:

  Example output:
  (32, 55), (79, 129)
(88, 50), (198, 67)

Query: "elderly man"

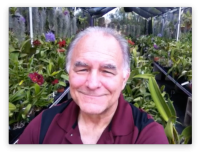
(18, 27), (168, 144)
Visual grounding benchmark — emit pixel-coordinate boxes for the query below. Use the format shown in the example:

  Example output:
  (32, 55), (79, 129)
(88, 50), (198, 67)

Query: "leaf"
(9, 112), (13, 117)
(160, 85), (165, 92)
(148, 77), (172, 122)
(34, 83), (40, 95)
(125, 84), (132, 95)
(164, 118), (174, 142)
(127, 70), (135, 82)
(9, 52), (19, 62)
(9, 89), (25, 103)
(133, 74), (155, 79)
(23, 104), (32, 116)
(21, 114), (26, 119)
(181, 126), (192, 144)
(9, 119), (18, 125)
(47, 62), (53, 75)
(50, 71), (60, 76)
(22, 100), (29, 105)
(20, 39), (31, 52)
(134, 103), (139, 108)
(58, 81), (66, 87)
(61, 74), (69, 81)
(139, 86), (146, 94)
(134, 97), (143, 102)
(173, 125), (180, 143)
(19, 54), (28, 58)
(9, 103), (16, 111)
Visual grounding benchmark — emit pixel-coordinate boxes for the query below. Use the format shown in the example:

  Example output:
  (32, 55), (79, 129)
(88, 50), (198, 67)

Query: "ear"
(122, 70), (130, 90)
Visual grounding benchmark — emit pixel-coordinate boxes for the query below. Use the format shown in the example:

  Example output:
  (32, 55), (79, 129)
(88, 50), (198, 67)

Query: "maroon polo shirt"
(18, 93), (169, 144)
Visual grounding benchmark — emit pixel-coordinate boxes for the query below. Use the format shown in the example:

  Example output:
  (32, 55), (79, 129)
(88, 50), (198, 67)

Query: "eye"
(79, 69), (88, 72)
(102, 70), (114, 75)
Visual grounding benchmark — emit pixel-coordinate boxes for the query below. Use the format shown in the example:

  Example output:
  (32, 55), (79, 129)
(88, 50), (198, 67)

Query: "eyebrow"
(74, 61), (117, 70)
(74, 61), (88, 67)
(101, 64), (117, 70)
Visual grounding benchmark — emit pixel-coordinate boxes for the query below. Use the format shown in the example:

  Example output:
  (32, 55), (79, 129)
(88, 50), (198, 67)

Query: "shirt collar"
(57, 93), (134, 139)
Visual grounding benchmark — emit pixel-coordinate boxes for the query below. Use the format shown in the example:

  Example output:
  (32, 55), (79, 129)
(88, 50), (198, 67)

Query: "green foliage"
(9, 32), (73, 128)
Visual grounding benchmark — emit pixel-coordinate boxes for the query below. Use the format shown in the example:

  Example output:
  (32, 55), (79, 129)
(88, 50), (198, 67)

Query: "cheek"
(101, 77), (124, 93)
(69, 73), (86, 88)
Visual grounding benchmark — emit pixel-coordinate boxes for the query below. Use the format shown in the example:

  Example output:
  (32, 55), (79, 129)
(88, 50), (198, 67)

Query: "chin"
(79, 103), (105, 115)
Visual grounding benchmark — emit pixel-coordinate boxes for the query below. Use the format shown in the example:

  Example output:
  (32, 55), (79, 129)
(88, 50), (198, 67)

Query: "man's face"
(68, 33), (129, 116)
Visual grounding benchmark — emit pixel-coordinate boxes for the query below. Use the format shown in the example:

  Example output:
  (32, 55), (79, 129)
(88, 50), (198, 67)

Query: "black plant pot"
(174, 76), (187, 85)
(9, 123), (28, 144)
(163, 66), (173, 76)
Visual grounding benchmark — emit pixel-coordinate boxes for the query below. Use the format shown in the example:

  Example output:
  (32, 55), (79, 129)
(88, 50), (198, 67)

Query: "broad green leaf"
(164, 119), (174, 142)
(173, 125), (180, 144)
(134, 97), (143, 102)
(9, 89), (25, 102)
(50, 71), (60, 76)
(19, 54), (27, 58)
(143, 93), (151, 97)
(133, 74), (155, 79)
(22, 114), (26, 119)
(34, 83), (40, 95)
(47, 62), (53, 75)
(134, 103), (139, 108)
(20, 39), (31, 52)
(167, 97), (176, 118)
(23, 104), (32, 116)
(22, 100), (29, 105)
(58, 81), (66, 87)
(148, 77), (172, 122)
(9, 103), (16, 111)
(61, 74), (69, 81)
(140, 86), (146, 94)
(181, 126), (192, 144)
(160, 85), (165, 92)
(9, 52), (19, 62)
(125, 84), (132, 95)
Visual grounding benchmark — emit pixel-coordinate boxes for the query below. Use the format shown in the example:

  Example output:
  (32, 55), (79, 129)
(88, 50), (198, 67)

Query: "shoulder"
(128, 103), (168, 144)
(128, 102), (154, 132)
(18, 99), (73, 144)
(18, 110), (43, 144)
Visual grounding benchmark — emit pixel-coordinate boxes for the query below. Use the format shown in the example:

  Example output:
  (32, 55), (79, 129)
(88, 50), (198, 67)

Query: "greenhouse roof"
(77, 7), (179, 19)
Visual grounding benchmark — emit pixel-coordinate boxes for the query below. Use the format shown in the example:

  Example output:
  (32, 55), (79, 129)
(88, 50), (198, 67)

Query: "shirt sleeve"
(17, 111), (43, 144)
(135, 121), (169, 144)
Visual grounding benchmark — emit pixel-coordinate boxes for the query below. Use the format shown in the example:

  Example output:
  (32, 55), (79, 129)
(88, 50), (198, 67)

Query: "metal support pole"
(29, 7), (33, 46)
(176, 7), (181, 41)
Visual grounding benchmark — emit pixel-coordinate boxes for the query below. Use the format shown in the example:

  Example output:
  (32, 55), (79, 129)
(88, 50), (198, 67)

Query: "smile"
(78, 91), (105, 97)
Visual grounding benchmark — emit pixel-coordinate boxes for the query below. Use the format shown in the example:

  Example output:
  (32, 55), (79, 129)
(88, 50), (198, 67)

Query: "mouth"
(78, 91), (105, 97)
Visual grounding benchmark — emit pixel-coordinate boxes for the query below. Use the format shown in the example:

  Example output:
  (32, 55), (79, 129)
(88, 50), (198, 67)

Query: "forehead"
(71, 33), (123, 66)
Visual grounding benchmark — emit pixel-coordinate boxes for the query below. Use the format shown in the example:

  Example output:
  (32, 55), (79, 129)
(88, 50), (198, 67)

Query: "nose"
(86, 70), (101, 89)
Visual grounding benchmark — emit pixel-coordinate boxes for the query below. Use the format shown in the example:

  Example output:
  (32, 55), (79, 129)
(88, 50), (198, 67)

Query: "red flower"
(58, 40), (66, 48)
(33, 40), (41, 46)
(128, 40), (135, 45)
(28, 72), (44, 85)
(52, 79), (59, 85)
